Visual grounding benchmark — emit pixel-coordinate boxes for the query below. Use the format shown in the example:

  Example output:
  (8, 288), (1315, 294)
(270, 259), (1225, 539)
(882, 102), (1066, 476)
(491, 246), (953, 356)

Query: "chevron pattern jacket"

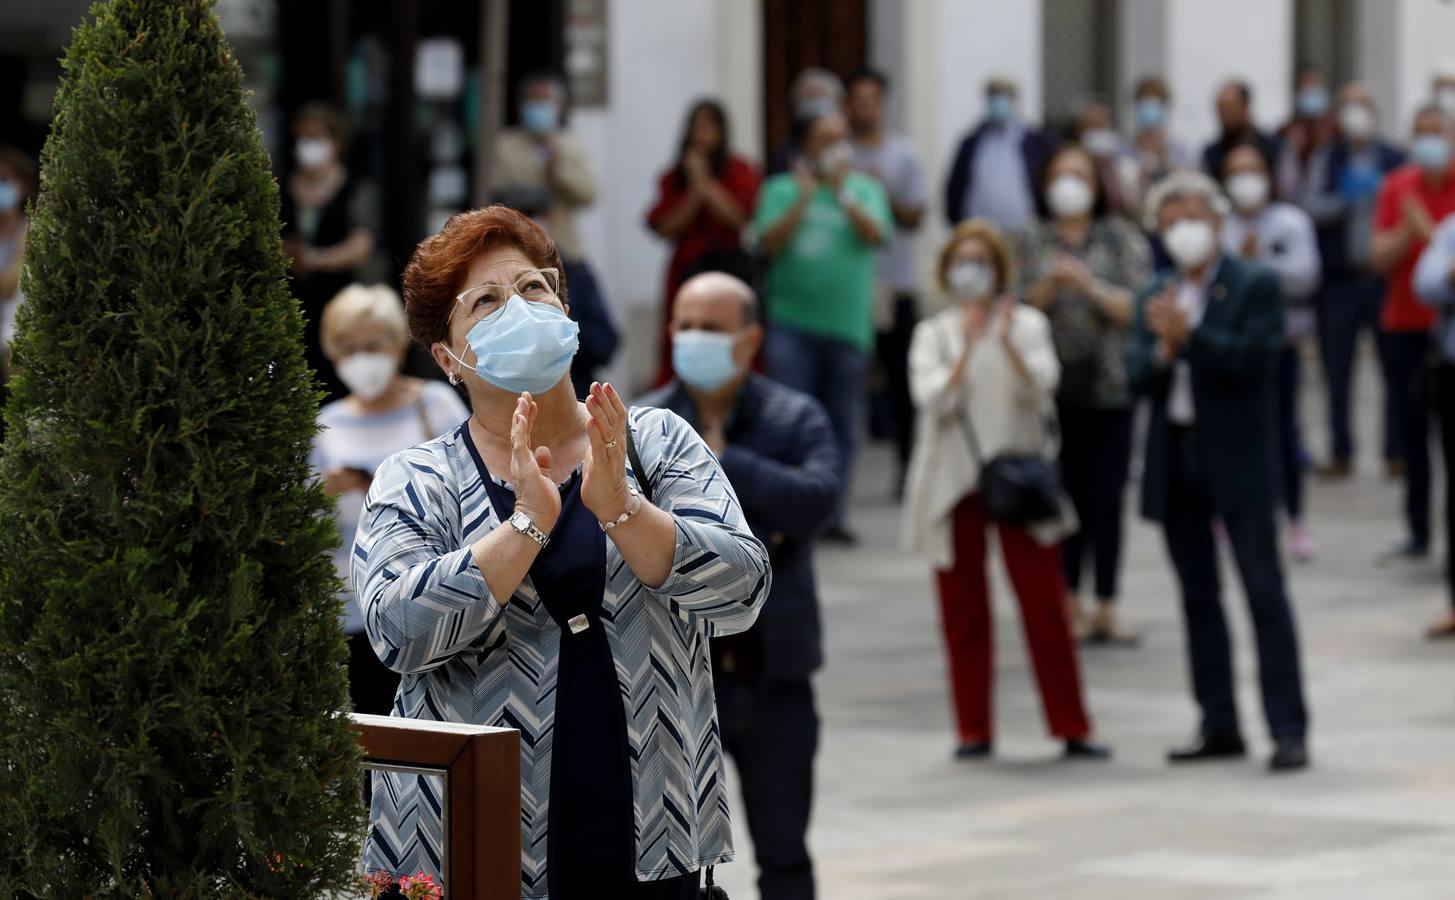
(352, 406), (771, 897)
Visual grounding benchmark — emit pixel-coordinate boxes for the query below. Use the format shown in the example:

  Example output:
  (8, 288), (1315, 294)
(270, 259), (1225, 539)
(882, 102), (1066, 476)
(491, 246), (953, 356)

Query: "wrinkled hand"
(511, 394), (562, 534)
(582, 382), (634, 523)
(1146, 291), (1190, 352)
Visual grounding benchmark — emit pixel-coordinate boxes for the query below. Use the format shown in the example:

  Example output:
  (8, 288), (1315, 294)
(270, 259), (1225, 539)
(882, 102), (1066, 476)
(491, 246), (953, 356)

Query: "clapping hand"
(1403, 196), (1436, 241)
(683, 149), (711, 188)
(511, 394), (563, 534)
(1145, 288), (1190, 356)
(1051, 254), (1097, 297)
(582, 382), (635, 524)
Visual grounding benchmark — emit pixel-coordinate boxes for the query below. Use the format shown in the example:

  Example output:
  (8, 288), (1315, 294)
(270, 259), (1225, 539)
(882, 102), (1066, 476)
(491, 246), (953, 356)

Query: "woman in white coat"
(902, 218), (1108, 761)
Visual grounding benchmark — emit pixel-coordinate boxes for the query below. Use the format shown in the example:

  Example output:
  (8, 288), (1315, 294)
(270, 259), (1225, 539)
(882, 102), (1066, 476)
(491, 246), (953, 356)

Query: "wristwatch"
(508, 510), (549, 549)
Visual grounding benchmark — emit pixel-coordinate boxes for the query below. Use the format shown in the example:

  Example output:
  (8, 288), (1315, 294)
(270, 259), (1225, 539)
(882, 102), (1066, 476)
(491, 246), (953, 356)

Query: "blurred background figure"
(1413, 209), (1455, 638)
(638, 271), (840, 900)
(0, 146), (33, 383)
(1132, 172), (1309, 773)
(1221, 140), (1323, 562)
(1202, 80), (1280, 179)
(495, 71), (597, 269)
(1127, 76), (1192, 222)
(646, 99), (761, 387)
(281, 102), (380, 402)
(1016, 143), (1150, 643)
(944, 77), (1056, 233)
(1434, 58), (1455, 118)
(1371, 105), (1455, 565)
(1302, 83), (1404, 479)
(752, 111), (890, 545)
(904, 219), (1109, 763)
(847, 66), (928, 497)
(1071, 96), (1135, 220)
(309, 283), (469, 715)
(1277, 65), (1335, 201)
(769, 67), (845, 175)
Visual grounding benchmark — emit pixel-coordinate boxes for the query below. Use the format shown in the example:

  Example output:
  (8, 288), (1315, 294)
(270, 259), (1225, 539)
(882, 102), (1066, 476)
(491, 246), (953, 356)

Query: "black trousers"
(1162, 426), (1309, 741)
(347, 631), (401, 716)
(1058, 405), (1134, 601)
(716, 673), (819, 900)
(873, 293), (919, 477)
(1384, 331), (1433, 547)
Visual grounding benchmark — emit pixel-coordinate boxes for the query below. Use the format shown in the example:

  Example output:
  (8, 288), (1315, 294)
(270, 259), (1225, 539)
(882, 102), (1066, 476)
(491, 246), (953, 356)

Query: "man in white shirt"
(1130, 171), (1310, 773)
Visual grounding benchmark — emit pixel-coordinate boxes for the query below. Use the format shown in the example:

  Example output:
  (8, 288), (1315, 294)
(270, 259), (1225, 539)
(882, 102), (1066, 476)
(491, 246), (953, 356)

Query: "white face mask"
(336, 352), (397, 401)
(946, 260), (995, 300)
(1338, 103), (1376, 141)
(296, 137), (335, 170)
(1163, 219), (1217, 271)
(1047, 175), (1094, 218)
(1081, 128), (1121, 159)
(1226, 172), (1270, 212)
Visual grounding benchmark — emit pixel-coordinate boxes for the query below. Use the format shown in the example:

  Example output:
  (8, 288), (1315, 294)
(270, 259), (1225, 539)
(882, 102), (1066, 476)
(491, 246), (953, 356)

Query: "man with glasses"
(638, 272), (840, 900)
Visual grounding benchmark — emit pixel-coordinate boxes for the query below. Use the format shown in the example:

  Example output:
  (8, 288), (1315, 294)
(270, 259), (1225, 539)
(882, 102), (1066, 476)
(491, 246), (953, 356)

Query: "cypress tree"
(0, 1), (364, 895)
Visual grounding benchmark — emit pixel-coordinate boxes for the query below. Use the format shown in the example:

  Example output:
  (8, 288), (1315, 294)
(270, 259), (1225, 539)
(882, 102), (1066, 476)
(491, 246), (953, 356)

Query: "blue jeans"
(766, 325), (866, 526)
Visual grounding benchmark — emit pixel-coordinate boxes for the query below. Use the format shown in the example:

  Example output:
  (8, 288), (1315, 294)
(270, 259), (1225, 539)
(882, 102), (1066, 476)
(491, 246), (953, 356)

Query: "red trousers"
(935, 494), (1093, 743)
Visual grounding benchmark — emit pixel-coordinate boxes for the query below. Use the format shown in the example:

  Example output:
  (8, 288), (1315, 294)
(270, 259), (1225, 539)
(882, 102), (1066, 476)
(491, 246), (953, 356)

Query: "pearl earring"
(448, 371), (461, 386)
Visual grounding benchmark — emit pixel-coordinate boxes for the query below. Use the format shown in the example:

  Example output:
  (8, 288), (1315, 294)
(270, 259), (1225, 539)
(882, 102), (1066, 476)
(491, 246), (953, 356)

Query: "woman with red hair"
(352, 205), (769, 898)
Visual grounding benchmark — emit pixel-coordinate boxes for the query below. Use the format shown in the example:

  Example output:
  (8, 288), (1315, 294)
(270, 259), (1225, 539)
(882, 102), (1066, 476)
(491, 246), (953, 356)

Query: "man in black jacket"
(638, 271), (840, 900)
(943, 77), (1056, 231)
(1130, 171), (1310, 773)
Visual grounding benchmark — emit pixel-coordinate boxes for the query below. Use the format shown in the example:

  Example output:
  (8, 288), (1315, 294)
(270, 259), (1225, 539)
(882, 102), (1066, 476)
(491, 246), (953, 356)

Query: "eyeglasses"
(452, 267), (561, 325)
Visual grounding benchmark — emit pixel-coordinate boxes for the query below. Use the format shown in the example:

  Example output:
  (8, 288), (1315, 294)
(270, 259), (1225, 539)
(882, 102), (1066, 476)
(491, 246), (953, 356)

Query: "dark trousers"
(935, 494), (1093, 743)
(872, 293), (919, 477)
(766, 325), (867, 526)
(348, 631), (401, 716)
(1383, 331), (1433, 547)
(1277, 346), (1306, 521)
(1316, 271), (1390, 462)
(552, 864), (699, 899)
(1439, 365), (1455, 609)
(1058, 405), (1134, 601)
(1162, 426), (1308, 740)
(716, 673), (819, 900)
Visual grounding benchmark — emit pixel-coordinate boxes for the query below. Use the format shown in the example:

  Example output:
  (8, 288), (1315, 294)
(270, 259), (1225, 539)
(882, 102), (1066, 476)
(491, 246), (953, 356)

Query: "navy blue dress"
(475, 448), (699, 899)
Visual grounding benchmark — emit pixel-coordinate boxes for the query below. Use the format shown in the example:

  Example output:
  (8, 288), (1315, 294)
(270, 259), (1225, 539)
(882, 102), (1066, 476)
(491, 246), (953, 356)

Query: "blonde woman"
(309, 283), (469, 714)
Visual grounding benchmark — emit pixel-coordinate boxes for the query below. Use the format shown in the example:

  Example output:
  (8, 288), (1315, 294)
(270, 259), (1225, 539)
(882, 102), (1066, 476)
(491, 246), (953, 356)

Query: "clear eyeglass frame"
(452, 267), (561, 325)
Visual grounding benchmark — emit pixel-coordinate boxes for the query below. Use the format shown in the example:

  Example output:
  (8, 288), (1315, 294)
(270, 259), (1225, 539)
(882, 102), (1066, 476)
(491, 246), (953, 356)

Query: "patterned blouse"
(1014, 217), (1152, 410)
(352, 407), (771, 898)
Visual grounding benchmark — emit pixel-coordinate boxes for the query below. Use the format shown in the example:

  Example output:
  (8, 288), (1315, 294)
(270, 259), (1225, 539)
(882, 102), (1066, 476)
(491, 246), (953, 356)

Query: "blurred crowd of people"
(9, 54), (1455, 900)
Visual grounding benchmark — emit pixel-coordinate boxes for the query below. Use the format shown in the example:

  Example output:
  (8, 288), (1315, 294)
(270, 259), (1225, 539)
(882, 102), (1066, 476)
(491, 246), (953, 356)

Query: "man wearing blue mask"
(943, 76), (1055, 232)
(494, 71), (597, 266)
(637, 271), (840, 900)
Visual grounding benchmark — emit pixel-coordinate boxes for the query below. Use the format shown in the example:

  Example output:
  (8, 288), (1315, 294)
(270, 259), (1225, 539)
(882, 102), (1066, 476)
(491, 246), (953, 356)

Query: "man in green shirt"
(753, 111), (892, 543)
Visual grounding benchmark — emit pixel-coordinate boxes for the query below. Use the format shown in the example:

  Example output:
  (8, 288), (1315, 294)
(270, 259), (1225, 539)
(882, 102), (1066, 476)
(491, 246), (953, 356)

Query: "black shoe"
(821, 525), (859, 546)
(1269, 739), (1309, 772)
(1064, 739), (1112, 760)
(1377, 538), (1429, 566)
(954, 741), (993, 760)
(1167, 732), (1247, 763)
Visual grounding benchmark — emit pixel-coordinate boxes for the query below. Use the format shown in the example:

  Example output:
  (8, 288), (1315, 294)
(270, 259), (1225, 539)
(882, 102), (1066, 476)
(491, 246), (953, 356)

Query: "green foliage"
(0, 0), (364, 894)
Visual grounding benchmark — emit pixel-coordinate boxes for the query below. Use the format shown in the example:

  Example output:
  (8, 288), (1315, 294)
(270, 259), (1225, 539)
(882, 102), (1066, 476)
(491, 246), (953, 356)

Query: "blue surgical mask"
(521, 100), (559, 134)
(1296, 86), (1330, 118)
(673, 330), (741, 392)
(447, 295), (579, 395)
(987, 93), (1015, 124)
(0, 180), (18, 213)
(1412, 134), (1452, 172)
(1135, 98), (1166, 131)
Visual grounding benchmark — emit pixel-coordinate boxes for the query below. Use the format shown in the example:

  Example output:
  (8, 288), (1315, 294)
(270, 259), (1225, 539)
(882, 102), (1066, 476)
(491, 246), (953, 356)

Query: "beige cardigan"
(901, 301), (1075, 570)
(493, 128), (597, 261)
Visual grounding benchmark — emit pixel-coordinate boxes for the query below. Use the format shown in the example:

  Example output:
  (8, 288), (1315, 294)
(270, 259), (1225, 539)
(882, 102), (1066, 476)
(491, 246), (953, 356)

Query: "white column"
(1165, 0), (1293, 155)
(1389, 0), (1455, 135)
(1118, 0), (1166, 125)
(716, 0), (762, 166)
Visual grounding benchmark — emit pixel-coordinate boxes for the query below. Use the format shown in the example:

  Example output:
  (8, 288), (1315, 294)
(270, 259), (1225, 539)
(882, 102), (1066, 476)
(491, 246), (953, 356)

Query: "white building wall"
(1390, 0), (1455, 134)
(1164, 0), (1293, 153)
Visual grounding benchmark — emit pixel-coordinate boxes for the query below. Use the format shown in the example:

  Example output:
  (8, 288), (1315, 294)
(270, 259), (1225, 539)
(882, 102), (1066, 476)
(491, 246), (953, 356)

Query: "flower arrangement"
(363, 870), (444, 899)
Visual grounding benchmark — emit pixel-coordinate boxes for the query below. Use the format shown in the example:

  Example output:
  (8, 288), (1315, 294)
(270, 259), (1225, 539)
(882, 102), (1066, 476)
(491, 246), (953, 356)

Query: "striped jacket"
(352, 406), (771, 897)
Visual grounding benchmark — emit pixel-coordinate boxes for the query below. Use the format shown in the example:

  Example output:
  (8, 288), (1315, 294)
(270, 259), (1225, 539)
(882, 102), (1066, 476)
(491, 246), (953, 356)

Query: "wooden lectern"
(350, 713), (521, 899)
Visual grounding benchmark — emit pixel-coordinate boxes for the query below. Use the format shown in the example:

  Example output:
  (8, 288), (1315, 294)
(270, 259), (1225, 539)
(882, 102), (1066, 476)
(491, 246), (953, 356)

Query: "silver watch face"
(510, 511), (532, 531)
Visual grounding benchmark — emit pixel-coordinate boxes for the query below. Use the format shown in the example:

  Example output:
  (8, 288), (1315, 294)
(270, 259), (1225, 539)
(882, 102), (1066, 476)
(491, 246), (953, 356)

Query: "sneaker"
(821, 525), (859, 546)
(1288, 523), (1317, 563)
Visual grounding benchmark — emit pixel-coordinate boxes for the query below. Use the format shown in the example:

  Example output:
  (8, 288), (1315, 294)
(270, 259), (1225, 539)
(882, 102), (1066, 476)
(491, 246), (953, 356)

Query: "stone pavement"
(712, 350), (1455, 899)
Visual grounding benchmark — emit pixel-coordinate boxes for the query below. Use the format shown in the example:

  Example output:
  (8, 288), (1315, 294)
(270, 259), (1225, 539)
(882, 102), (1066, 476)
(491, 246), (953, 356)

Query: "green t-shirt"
(751, 171), (892, 351)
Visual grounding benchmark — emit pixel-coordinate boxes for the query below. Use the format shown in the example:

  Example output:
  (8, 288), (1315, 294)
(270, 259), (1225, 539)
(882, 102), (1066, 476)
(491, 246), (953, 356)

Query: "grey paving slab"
(710, 346), (1455, 898)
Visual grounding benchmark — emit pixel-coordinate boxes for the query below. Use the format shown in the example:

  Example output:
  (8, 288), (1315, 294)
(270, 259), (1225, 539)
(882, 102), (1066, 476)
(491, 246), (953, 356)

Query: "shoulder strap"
(625, 423), (654, 505)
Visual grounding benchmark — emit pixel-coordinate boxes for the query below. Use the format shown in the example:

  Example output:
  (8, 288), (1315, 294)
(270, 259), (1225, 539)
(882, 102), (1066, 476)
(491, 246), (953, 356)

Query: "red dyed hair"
(402, 205), (567, 347)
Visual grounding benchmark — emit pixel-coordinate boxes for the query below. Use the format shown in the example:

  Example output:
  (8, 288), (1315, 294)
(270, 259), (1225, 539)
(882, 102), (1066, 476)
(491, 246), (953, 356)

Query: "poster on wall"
(566, 0), (608, 107)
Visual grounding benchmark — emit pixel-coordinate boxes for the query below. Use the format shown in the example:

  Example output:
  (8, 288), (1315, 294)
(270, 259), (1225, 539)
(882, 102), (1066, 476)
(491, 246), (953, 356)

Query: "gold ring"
(603, 439), (619, 449)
